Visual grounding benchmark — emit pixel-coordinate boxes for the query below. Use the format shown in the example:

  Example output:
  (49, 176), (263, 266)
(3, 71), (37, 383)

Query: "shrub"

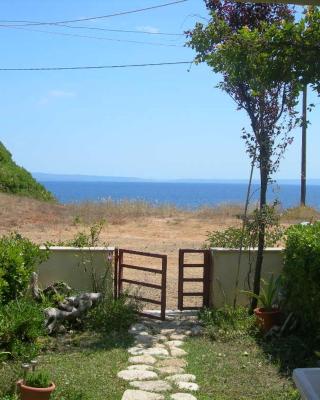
(0, 299), (45, 360)
(199, 306), (257, 341)
(206, 205), (284, 248)
(283, 222), (320, 333)
(0, 234), (47, 304)
(87, 294), (139, 334)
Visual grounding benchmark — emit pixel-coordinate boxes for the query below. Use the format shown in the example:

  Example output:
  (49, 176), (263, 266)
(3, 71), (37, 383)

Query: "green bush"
(0, 299), (45, 360)
(283, 222), (320, 332)
(0, 234), (47, 304)
(199, 306), (257, 341)
(87, 294), (138, 334)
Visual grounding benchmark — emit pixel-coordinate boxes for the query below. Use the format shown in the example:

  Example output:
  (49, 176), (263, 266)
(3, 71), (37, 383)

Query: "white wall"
(211, 247), (284, 308)
(37, 247), (115, 291)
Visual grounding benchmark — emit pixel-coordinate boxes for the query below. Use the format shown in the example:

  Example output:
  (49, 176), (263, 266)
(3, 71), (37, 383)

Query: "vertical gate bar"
(161, 256), (167, 321)
(203, 250), (210, 308)
(114, 248), (119, 299)
(118, 249), (124, 296)
(208, 250), (213, 308)
(178, 250), (184, 311)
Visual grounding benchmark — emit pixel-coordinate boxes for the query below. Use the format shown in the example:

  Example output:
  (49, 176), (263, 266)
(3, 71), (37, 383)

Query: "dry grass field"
(1, 192), (319, 308)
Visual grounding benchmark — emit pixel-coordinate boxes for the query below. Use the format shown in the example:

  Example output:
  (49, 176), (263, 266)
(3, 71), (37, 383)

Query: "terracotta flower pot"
(254, 307), (281, 333)
(17, 380), (55, 400)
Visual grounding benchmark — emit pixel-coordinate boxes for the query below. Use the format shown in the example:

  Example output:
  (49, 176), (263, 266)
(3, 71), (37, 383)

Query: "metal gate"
(178, 249), (212, 311)
(116, 249), (167, 320)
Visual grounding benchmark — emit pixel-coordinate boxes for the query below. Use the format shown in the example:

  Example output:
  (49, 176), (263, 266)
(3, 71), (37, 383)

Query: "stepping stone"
(128, 346), (145, 355)
(170, 394), (197, 400)
(154, 334), (167, 342)
(118, 370), (158, 381)
(128, 365), (155, 371)
(166, 340), (184, 348)
(170, 334), (186, 341)
(141, 348), (169, 357)
(166, 374), (196, 383)
(157, 366), (185, 375)
(170, 348), (188, 357)
(157, 358), (187, 368)
(130, 380), (172, 393)
(129, 355), (157, 365)
(176, 382), (199, 392)
(122, 389), (164, 400)
(135, 335), (154, 345)
(160, 329), (176, 335)
(129, 324), (147, 334)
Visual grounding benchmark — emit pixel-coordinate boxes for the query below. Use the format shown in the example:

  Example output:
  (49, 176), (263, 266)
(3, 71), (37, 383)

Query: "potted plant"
(242, 275), (282, 333)
(17, 362), (55, 400)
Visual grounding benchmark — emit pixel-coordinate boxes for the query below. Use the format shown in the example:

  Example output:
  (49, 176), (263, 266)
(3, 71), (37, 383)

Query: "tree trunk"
(301, 85), (307, 206)
(250, 146), (268, 313)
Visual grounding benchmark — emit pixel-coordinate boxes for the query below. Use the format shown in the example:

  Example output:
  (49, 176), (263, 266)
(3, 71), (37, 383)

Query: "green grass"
(0, 332), (133, 400)
(185, 335), (300, 400)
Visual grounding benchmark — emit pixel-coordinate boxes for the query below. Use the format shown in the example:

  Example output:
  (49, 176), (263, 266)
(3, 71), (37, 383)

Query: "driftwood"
(44, 292), (102, 334)
(29, 272), (102, 334)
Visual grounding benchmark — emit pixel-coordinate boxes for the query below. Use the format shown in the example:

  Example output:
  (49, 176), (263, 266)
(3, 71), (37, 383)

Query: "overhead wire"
(0, 61), (193, 71)
(0, 0), (188, 27)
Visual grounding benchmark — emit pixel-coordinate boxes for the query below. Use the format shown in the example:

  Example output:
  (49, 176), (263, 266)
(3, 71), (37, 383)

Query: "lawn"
(0, 332), (132, 400)
(185, 335), (300, 400)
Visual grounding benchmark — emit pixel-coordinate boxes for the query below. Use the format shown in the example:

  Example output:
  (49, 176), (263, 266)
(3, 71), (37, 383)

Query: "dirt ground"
(0, 193), (244, 309)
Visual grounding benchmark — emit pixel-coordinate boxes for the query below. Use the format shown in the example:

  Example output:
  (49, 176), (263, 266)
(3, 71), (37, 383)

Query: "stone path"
(118, 313), (202, 400)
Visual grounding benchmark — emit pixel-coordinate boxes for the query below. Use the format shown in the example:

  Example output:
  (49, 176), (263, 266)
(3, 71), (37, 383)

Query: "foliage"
(199, 306), (257, 341)
(0, 141), (54, 201)
(0, 233), (48, 304)
(0, 299), (45, 360)
(58, 389), (90, 400)
(206, 205), (284, 248)
(242, 275), (281, 311)
(87, 294), (139, 335)
(25, 371), (51, 388)
(283, 222), (320, 332)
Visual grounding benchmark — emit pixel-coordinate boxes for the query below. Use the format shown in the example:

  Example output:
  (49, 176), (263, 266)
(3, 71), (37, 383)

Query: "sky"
(0, 0), (319, 181)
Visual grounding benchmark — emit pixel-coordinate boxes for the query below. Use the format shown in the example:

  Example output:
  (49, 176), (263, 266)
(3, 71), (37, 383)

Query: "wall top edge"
(39, 246), (116, 251)
(210, 247), (284, 252)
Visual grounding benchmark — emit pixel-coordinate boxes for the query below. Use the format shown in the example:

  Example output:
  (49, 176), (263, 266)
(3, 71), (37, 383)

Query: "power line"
(5, 26), (184, 47)
(0, 61), (193, 71)
(0, 0), (188, 27)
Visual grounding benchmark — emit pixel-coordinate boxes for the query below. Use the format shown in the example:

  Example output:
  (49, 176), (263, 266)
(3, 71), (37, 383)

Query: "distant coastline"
(32, 172), (320, 186)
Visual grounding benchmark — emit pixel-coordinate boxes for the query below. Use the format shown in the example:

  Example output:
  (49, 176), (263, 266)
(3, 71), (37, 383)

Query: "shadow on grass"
(257, 333), (319, 377)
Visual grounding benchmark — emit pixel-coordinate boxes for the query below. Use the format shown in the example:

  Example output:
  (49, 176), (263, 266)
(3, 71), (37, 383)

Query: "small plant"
(25, 371), (51, 389)
(242, 275), (281, 311)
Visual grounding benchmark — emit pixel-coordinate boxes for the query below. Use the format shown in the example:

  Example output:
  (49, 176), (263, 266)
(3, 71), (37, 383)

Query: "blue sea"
(41, 181), (320, 210)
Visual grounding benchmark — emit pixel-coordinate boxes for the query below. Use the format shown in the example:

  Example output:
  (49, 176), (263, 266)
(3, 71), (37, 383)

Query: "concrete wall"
(211, 247), (284, 308)
(37, 247), (115, 291)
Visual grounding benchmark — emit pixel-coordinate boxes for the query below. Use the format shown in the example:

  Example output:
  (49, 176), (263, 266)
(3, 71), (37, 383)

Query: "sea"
(40, 181), (320, 210)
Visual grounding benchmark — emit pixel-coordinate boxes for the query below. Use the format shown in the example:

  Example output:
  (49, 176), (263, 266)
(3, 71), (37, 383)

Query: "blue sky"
(0, 0), (319, 180)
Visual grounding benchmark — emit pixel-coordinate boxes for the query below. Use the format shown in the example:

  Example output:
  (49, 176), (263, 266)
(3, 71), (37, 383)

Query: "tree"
(187, 1), (300, 310)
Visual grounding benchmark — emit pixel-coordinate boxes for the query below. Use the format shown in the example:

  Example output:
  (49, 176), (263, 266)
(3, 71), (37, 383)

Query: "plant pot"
(254, 307), (281, 333)
(17, 380), (56, 400)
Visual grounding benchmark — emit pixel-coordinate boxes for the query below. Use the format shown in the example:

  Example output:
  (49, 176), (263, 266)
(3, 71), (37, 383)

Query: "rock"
(170, 334), (186, 341)
(122, 389), (164, 400)
(128, 365), (155, 371)
(176, 382), (199, 392)
(141, 348), (169, 357)
(118, 370), (158, 381)
(170, 348), (188, 357)
(160, 329), (176, 335)
(130, 380), (172, 393)
(166, 340), (184, 348)
(156, 358), (187, 368)
(153, 334), (168, 342)
(128, 346), (146, 355)
(170, 393), (197, 400)
(129, 323), (147, 333)
(166, 374), (196, 383)
(190, 326), (202, 336)
(157, 366), (185, 375)
(129, 355), (157, 365)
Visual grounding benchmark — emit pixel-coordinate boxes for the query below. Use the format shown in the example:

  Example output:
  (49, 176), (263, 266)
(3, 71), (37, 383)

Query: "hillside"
(0, 142), (55, 201)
